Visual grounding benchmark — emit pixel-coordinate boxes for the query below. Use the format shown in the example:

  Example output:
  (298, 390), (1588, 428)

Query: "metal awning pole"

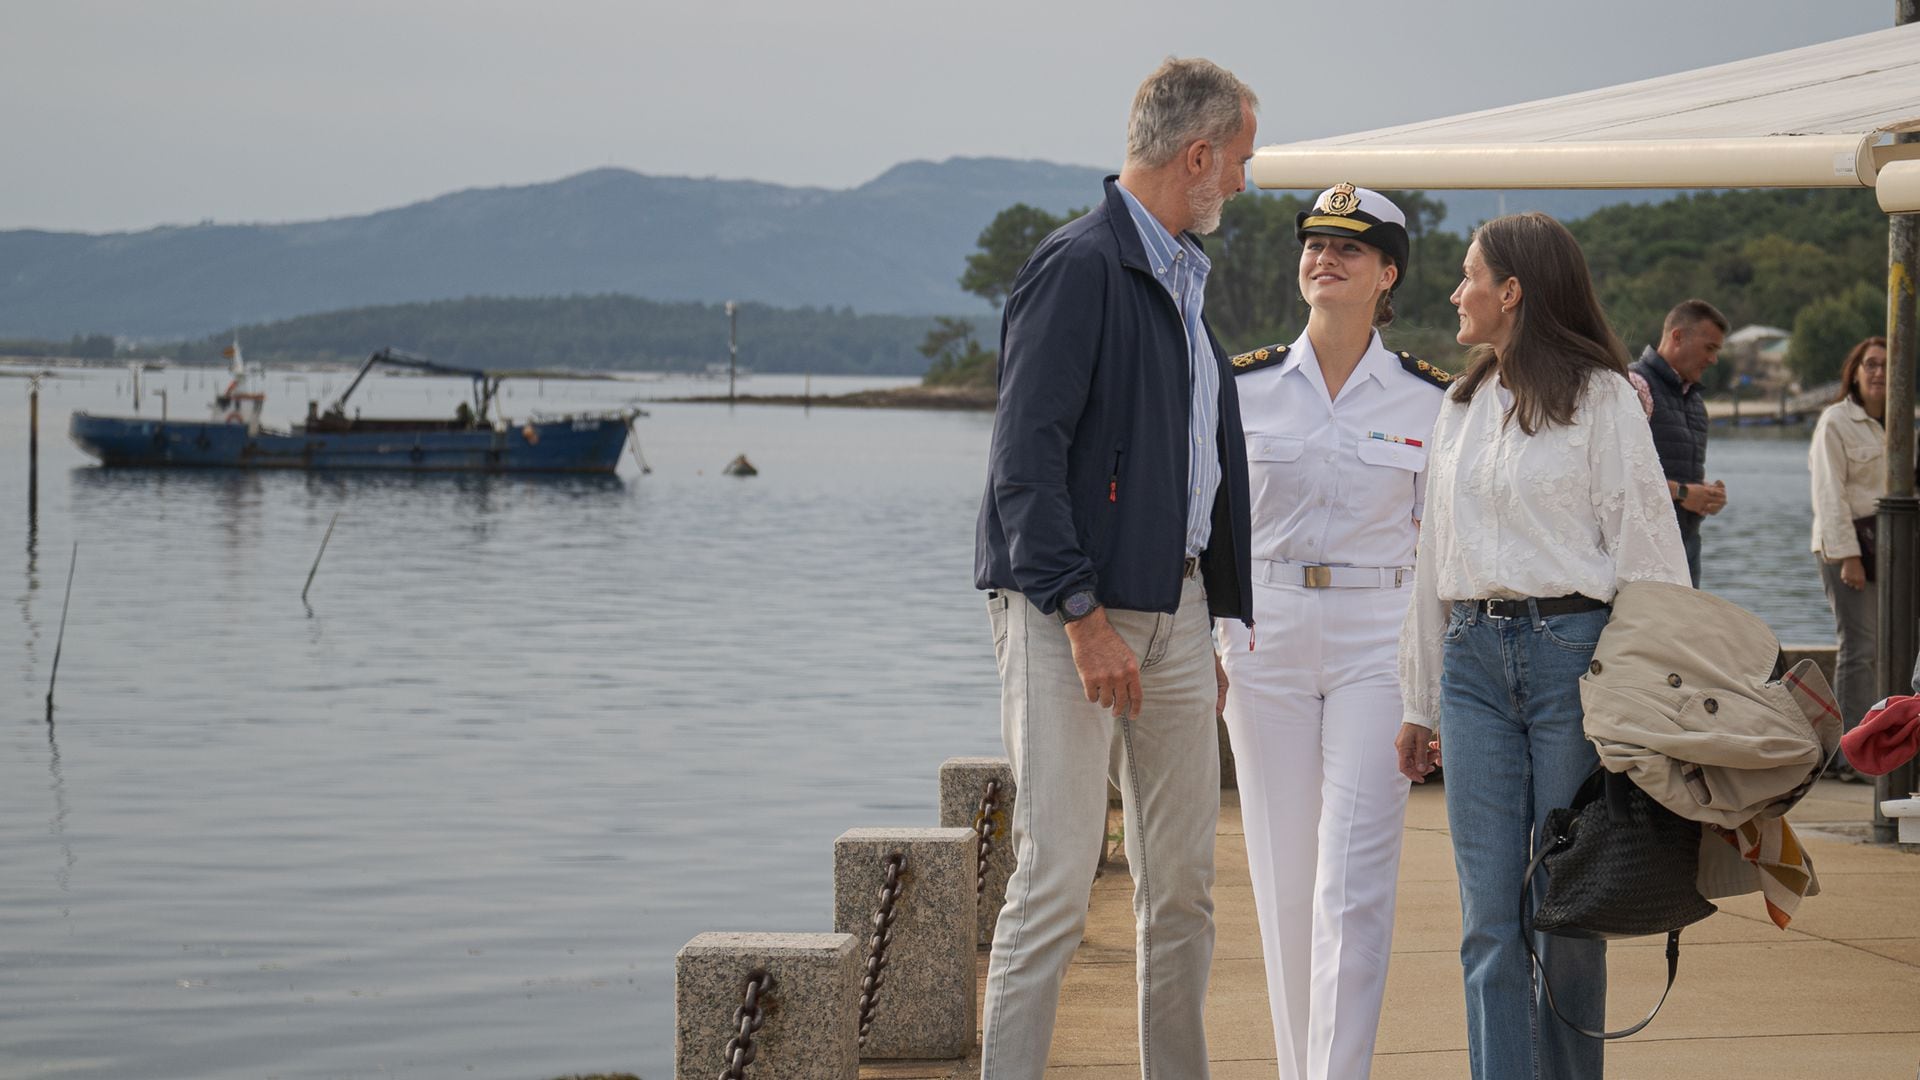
(1872, 0), (1919, 843)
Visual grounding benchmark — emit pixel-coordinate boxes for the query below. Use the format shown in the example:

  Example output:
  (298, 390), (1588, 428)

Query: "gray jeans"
(980, 576), (1220, 1080)
(1818, 556), (1879, 761)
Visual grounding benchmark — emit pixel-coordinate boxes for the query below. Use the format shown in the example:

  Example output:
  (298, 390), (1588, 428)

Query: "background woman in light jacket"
(1396, 212), (1688, 1080)
(1809, 335), (1888, 774)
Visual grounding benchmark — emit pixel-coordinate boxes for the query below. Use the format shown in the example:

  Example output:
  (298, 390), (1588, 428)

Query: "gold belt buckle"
(1302, 565), (1333, 589)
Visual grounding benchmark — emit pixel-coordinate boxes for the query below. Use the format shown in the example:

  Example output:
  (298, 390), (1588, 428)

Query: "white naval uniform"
(1218, 329), (1445, 1080)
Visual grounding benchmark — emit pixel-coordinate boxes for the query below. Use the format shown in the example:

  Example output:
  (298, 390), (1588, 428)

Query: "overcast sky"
(0, 0), (1896, 233)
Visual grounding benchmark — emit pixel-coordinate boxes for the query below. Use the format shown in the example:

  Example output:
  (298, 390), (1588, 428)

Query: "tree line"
(927, 187), (1891, 392)
(0, 334), (116, 360)
(1, 187), (1888, 388)
(0, 297), (994, 377)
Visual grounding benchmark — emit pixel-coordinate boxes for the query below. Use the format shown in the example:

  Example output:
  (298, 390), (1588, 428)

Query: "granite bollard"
(832, 827), (977, 1059)
(937, 756), (1015, 946)
(675, 932), (859, 1080)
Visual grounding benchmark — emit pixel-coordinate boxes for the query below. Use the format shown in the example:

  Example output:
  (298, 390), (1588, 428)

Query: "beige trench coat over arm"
(1578, 581), (1843, 912)
(1579, 581), (1841, 828)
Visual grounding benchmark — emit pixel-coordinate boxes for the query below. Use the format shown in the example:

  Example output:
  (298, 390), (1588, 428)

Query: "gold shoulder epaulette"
(1397, 351), (1452, 389)
(1230, 343), (1289, 376)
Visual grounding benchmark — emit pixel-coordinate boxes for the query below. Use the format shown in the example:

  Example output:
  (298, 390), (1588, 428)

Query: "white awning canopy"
(1252, 24), (1920, 212)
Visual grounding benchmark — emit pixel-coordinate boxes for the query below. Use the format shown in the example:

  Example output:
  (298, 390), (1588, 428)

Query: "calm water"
(0, 366), (1839, 1079)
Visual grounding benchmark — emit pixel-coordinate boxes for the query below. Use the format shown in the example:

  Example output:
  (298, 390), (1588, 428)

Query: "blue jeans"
(1681, 528), (1702, 589)
(1441, 601), (1609, 1080)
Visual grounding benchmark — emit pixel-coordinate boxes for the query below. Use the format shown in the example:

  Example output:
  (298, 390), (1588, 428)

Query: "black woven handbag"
(1521, 768), (1717, 1039)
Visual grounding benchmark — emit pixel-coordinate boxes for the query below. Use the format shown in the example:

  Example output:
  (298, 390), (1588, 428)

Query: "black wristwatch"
(1058, 589), (1100, 624)
(1675, 482), (1690, 505)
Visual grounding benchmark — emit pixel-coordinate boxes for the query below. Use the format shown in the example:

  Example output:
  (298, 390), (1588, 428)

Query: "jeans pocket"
(1539, 608), (1609, 652)
(1442, 604), (1472, 645)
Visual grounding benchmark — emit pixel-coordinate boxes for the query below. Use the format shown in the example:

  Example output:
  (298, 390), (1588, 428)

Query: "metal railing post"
(1875, 11), (1920, 838)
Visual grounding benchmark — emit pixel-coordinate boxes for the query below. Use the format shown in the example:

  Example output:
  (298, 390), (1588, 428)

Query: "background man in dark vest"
(1629, 298), (1729, 587)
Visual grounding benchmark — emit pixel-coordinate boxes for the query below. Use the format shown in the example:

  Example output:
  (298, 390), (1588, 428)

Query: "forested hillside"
(151, 295), (991, 376)
(0, 159), (1666, 342)
(0, 160), (1107, 339)
(931, 187), (1892, 389)
(3, 187), (1890, 384)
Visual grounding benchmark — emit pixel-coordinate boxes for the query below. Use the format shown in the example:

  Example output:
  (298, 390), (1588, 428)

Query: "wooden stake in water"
(302, 513), (339, 604)
(46, 541), (77, 721)
(726, 300), (739, 403)
(28, 375), (39, 516)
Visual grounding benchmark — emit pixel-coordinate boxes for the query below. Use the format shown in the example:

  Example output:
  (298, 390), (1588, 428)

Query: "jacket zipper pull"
(1108, 478), (1117, 504)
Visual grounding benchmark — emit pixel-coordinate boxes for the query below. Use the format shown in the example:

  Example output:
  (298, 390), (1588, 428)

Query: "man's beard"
(1186, 158), (1227, 235)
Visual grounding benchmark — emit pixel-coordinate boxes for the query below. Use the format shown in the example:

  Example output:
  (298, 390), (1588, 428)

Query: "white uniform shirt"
(1398, 371), (1690, 730)
(1235, 330), (1445, 570)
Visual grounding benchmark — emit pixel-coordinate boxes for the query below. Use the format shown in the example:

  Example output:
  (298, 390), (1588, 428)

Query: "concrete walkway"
(864, 779), (1920, 1079)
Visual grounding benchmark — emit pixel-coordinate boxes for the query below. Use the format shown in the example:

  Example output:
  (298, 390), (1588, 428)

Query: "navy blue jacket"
(973, 178), (1254, 625)
(1631, 346), (1708, 541)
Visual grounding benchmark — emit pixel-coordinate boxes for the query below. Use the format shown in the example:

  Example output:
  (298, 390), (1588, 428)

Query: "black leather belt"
(1474, 595), (1609, 619)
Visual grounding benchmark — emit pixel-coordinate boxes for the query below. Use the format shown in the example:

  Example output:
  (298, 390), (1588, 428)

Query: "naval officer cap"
(1296, 183), (1410, 290)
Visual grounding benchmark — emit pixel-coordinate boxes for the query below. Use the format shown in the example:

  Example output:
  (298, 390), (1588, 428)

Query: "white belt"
(1257, 558), (1412, 589)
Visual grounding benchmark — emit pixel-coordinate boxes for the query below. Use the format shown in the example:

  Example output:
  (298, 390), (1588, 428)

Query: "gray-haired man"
(974, 57), (1259, 1079)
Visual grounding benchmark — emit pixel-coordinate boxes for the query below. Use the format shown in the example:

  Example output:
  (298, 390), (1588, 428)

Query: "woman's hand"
(1396, 723), (1440, 783)
(1841, 556), (1867, 592)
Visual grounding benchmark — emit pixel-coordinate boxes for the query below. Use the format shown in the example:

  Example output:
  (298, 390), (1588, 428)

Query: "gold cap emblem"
(1320, 182), (1359, 216)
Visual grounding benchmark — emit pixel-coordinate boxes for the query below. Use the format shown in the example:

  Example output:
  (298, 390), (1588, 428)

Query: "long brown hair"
(1836, 335), (1888, 406)
(1449, 212), (1631, 435)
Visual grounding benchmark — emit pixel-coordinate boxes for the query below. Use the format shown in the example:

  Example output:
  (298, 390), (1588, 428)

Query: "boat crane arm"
(326, 348), (490, 417)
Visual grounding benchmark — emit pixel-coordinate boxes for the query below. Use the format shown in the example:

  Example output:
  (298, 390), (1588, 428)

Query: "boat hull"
(69, 414), (628, 473)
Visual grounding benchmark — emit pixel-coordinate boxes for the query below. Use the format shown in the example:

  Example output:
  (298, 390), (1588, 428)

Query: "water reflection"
(20, 495), (39, 678)
(45, 713), (75, 896)
(70, 466), (267, 551)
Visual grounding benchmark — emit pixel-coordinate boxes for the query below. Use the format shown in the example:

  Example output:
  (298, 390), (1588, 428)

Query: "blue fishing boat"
(70, 347), (632, 474)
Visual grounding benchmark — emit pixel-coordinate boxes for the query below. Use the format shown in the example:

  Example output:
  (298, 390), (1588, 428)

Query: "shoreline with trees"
(2, 187), (1888, 410)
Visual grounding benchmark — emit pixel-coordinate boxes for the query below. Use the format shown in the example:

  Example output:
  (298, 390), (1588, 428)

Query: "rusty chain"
(719, 968), (773, 1080)
(856, 851), (908, 1045)
(971, 779), (1001, 897)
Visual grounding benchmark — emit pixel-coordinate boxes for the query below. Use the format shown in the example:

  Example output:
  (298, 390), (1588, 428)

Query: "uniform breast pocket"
(1246, 435), (1309, 510)
(1356, 439), (1426, 474)
(1353, 439), (1425, 521)
(1248, 435), (1307, 464)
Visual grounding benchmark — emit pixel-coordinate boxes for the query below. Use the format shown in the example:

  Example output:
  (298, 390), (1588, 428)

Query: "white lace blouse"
(1398, 369), (1690, 730)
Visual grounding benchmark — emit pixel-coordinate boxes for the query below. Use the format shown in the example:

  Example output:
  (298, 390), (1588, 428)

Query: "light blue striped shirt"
(1116, 182), (1220, 559)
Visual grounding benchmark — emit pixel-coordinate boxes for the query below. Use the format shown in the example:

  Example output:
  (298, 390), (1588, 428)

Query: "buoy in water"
(723, 454), (758, 477)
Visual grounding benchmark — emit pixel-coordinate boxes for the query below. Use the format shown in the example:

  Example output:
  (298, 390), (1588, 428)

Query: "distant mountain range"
(0, 159), (1668, 341)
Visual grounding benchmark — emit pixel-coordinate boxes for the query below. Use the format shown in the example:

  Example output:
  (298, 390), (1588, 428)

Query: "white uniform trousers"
(1219, 576), (1412, 1080)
